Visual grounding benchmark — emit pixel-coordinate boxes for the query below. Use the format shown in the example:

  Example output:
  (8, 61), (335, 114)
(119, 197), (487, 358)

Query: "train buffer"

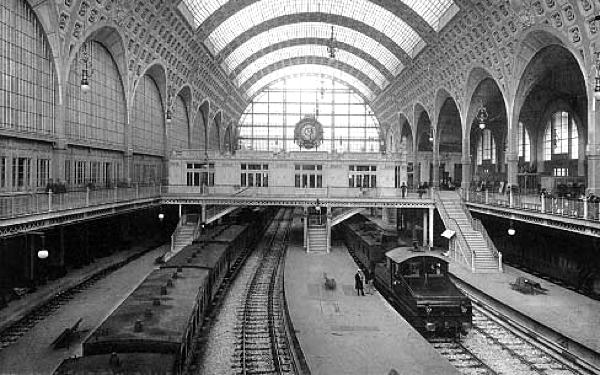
(51, 318), (83, 349)
(510, 277), (547, 295)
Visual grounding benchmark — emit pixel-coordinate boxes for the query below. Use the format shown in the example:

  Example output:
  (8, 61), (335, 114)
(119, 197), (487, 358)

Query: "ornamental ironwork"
(294, 116), (323, 149)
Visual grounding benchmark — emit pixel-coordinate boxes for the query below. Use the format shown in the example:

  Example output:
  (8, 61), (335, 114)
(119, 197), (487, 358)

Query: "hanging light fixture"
(476, 101), (489, 130)
(327, 26), (337, 59)
(80, 41), (94, 94)
(428, 127), (434, 143)
(507, 221), (516, 236)
(166, 109), (172, 124)
(37, 233), (48, 259)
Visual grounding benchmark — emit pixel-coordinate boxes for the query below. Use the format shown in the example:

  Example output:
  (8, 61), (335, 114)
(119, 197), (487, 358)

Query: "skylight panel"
(246, 65), (375, 101)
(207, 0), (424, 58)
(179, 0), (227, 28)
(222, 23), (402, 77)
(400, 0), (458, 31)
(236, 45), (387, 89)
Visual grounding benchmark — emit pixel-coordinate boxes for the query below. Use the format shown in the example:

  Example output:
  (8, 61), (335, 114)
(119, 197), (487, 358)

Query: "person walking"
(354, 269), (364, 296)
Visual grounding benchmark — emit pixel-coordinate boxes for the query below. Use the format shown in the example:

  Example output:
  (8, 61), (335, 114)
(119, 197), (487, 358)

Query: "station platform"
(284, 242), (459, 375)
(0, 239), (163, 334)
(0, 244), (168, 374)
(450, 263), (600, 363)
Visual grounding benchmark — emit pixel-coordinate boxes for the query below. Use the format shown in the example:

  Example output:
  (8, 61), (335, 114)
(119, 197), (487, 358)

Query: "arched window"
(170, 94), (189, 151)
(238, 77), (380, 153)
(1, 0), (56, 134)
(543, 111), (578, 161)
(518, 121), (531, 162)
(67, 42), (126, 145)
(132, 75), (164, 155)
(476, 129), (496, 166)
(190, 107), (206, 150)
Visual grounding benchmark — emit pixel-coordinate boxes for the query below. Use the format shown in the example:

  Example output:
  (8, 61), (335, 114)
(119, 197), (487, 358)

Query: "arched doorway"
(515, 44), (587, 197)
(468, 78), (507, 191)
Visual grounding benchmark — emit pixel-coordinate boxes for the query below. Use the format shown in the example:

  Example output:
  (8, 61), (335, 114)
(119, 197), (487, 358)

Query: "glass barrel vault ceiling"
(179, 0), (459, 99)
(246, 64), (375, 100)
(205, 0), (423, 57)
(236, 45), (388, 89)
(223, 23), (402, 76)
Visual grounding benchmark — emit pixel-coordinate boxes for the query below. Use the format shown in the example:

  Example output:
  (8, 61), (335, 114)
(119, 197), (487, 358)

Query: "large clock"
(294, 117), (323, 149)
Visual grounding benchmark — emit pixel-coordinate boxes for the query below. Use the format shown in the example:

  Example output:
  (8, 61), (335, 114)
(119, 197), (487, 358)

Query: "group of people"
(354, 268), (374, 296)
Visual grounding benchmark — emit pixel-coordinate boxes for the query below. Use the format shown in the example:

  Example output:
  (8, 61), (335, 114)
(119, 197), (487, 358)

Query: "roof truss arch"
(191, 0), (440, 42)
(231, 38), (395, 83)
(240, 73), (380, 122)
(216, 14), (412, 67)
(245, 65), (377, 101)
(235, 44), (390, 90)
(241, 58), (381, 99)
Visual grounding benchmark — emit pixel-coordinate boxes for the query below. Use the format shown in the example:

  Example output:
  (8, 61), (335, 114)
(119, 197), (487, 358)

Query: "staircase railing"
(472, 217), (503, 272)
(170, 215), (184, 253)
(192, 215), (203, 242)
(434, 190), (475, 272)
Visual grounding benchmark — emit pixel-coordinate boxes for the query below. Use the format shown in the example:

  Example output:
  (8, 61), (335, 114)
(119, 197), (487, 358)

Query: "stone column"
(303, 207), (308, 251)
(588, 93), (600, 194)
(326, 210), (332, 253)
(589, 154), (600, 194)
(432, 122), (440, 188)
(428, 206), (434, 249)
(422, 209), (428, 247)
(461, 127), (471, 190)
(52, 99), (68, 185)
(506, 105), (518, 189)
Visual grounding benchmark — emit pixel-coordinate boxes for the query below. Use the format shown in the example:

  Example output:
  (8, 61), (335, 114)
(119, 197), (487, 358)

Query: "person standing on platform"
(363, 268), (373, 294)
(354, 269), (364, 296)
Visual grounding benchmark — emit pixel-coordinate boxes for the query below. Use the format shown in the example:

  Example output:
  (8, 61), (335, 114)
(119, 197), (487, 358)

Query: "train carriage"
(381, 247), (472, 334)
(164, 241), (230, 302)
(76, 267), (210, 374)
(54, 207), (276, 375)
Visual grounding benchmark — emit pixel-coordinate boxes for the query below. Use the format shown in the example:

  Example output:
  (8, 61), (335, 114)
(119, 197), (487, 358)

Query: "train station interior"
(1, 0), (600, 374)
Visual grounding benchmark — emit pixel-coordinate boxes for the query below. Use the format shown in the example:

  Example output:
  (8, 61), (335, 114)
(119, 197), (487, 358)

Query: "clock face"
(294, 117), (322, 149)
(302, 124), (317, 141)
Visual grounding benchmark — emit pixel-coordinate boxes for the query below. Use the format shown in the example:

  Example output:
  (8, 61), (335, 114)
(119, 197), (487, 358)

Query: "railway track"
(0, 245), (158, 352)
(432, 294), (599, 375)
(233, 209), (295, 375)
(343, 237), (598, 375)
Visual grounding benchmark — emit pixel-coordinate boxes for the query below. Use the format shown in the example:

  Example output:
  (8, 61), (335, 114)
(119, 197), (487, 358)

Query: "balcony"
(161, 185), (434, 208)
(461, 189), (600, 237)
(0, 184), (162, 236)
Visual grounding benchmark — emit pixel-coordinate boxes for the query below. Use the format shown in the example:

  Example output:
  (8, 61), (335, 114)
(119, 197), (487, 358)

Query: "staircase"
(435, 190), (502, 273)
(331, 207), (365, 227)
(307, 224), (328, 253)
(163, 215), (199, 262)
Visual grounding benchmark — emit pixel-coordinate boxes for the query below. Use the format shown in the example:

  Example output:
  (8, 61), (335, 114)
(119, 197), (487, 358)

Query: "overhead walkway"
(462, 189), (600, 238)
(435, 190), (502, 273)
(0, 184), (161, 238)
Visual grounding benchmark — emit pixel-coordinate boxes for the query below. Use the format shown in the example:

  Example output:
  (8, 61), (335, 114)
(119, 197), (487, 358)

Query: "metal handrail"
(472, 218), (499, 258)
(434, 190), (475, 271)
(192, 214), (203, 241)
(170, 216), (184, 254)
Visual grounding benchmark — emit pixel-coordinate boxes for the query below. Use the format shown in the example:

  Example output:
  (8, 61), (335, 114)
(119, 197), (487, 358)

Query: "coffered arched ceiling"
(178, 0), (460, 101)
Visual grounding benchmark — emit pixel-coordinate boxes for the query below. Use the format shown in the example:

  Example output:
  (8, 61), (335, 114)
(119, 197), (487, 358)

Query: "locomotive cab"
(385, 247), (472, 335)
